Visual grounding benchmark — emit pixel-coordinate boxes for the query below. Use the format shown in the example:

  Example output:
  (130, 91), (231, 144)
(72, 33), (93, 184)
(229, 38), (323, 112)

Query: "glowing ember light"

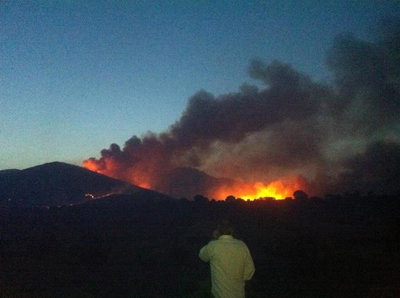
(137, 182), (151, 188)
(85, 193), (95, 199)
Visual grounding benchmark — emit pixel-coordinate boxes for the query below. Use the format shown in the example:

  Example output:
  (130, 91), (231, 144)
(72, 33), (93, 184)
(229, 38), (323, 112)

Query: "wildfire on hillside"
(83, 156), (309, 200)
(83, 21), (400, 197)
(209, 176), (309, 200)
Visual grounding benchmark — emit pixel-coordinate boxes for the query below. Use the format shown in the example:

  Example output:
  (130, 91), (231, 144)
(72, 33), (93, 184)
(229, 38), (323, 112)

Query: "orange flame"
(82, 159), (101, 173)
(83, 158), (309, 201)
(210, 176), (308, 200)
(83, 159), (153, 189)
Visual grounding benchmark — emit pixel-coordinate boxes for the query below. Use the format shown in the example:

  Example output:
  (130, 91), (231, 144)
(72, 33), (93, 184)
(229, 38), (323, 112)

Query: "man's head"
(217, 219), (234, 235)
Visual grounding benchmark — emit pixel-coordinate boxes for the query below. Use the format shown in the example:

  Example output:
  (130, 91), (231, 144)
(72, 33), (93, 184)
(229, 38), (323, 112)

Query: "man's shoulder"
(232, 238), (249, 247)
(201, 239), (218, 249)
(217, 236), (248, 247)
(228, 238), (251, 252)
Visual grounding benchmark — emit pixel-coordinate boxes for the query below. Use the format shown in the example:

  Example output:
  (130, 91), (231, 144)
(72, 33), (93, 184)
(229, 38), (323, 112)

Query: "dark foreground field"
(1, 194), (399, 297)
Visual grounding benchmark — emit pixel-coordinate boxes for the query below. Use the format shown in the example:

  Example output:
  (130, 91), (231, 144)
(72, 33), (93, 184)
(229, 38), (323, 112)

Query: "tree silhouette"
(293, 190), (308, 201)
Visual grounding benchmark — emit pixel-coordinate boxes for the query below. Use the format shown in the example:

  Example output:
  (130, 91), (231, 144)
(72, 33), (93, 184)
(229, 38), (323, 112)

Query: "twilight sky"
(1, 1), (399, 170)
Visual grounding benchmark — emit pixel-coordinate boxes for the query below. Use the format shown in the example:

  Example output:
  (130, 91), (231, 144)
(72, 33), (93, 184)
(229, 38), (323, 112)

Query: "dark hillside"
(0, 169), (20, 176)
(0, 162), (142, 207)
(154, 167), (236, 199)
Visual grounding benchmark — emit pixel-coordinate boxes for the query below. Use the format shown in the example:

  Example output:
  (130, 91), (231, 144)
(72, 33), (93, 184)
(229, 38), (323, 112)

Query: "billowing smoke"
(84, 19), (400, 198)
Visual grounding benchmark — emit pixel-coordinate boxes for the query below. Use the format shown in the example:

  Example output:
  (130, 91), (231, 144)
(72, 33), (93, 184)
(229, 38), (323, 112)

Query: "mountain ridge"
(0, 162), (145, 207)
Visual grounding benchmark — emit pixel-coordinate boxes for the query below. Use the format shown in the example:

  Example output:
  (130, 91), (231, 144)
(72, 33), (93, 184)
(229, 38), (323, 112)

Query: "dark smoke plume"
(332, 141), (400, 195)
(84, 19), (400, 197)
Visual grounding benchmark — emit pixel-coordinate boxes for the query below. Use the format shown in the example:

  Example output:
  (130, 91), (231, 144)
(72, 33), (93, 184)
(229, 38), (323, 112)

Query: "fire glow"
(210, 176), (308, 200)
(83, 156), (308, 200)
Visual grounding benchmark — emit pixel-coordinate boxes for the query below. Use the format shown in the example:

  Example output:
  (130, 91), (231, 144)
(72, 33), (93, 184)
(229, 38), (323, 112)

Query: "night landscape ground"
(1, 163), (399, 297)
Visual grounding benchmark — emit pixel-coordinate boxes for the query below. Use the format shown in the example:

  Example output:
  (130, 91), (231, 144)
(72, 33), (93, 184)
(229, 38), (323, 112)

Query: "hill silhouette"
(154, 167), (236, 199)
(0, 162), (145, 207)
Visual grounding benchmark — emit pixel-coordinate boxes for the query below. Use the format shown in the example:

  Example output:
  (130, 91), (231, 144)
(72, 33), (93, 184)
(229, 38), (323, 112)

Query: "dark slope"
(0, 162), (143, 207)
(0, 169), (21, 176)
(154, 167), (236, 199)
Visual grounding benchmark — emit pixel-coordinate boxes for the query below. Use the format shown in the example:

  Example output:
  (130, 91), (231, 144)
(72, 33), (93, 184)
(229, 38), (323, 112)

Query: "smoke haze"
(84, 19), (400, 198)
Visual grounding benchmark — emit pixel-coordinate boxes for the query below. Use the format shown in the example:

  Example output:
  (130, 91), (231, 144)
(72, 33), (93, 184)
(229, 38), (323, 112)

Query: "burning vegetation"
(209, 176), (309, 201)
(84, 19), (400, 199)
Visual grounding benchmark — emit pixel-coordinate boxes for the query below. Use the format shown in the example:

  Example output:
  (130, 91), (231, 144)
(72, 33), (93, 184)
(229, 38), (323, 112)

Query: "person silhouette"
(199, 220), (255, 298)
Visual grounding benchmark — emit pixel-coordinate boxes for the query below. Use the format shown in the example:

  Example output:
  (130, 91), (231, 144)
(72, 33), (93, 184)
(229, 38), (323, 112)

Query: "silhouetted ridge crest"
(0, 162), (146, 207)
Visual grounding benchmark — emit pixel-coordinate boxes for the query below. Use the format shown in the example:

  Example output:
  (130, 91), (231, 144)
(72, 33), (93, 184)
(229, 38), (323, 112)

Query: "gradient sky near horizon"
(1, 1), (399, 170)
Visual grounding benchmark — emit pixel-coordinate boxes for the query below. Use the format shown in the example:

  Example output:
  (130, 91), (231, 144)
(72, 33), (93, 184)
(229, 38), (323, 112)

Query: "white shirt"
(199, 235), (255, 298)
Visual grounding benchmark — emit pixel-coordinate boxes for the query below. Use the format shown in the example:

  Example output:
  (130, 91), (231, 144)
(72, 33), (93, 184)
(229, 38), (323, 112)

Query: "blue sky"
(1, 0), (399, 169)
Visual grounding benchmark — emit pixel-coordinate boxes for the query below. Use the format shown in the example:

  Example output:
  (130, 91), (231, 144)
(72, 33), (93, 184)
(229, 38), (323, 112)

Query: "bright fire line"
(211, 177), (306, 201)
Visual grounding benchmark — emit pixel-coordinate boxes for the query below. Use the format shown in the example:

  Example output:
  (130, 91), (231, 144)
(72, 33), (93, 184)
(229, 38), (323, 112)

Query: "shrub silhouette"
(293, 190), (308, 200)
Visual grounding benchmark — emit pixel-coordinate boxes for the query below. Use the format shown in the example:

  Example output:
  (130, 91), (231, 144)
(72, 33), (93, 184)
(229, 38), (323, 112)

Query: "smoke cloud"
(84, 19), (400, 198)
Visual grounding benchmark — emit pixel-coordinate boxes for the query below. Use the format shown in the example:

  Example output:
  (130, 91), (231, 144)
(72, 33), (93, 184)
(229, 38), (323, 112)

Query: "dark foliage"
(1, 193), (399, 297)
(293, 190), (308, 201)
